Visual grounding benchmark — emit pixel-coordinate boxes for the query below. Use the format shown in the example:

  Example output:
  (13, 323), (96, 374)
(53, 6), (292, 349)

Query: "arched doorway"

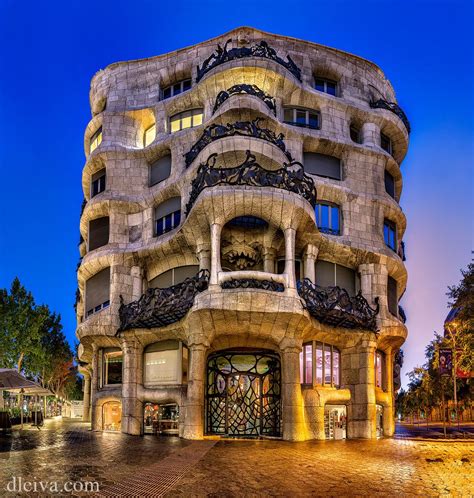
(102, 401), (121, 432)
(206, 350), (281, 437)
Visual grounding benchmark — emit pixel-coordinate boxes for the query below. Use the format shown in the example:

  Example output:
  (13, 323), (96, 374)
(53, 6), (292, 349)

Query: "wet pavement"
(0, 419), (472, 496)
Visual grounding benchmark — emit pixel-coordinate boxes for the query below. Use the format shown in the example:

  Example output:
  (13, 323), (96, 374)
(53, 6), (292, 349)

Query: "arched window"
(314, 77), (338, 96)
(304, 152), (341, 180)
(148, 265), (199, 288)
(300, 342), (340, 387)
(161, 79), (191, 100)
(315, 202), (341, 235)
(154, 197), (181, 236)
(169, 109), (203, 133)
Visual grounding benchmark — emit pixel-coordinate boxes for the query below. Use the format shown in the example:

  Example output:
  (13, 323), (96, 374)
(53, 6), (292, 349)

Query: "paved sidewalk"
(1, 419), (472, 496)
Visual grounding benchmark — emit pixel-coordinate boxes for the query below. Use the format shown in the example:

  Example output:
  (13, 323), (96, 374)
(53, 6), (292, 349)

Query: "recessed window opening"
(315, 202), (341, 235)
(144, 123), (156, 147)
(283, 108), (320, 129)
(162, 79), (192, 100)
(314, 77), (337, 96)
(384, 219), (397, 251)
(299, 342), (340, 387)
(90, 127), (103, 153)
(169, 109), (203, 133)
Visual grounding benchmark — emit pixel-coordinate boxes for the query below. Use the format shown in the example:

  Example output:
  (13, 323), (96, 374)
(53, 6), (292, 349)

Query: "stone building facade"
(76, 27), (409, 440)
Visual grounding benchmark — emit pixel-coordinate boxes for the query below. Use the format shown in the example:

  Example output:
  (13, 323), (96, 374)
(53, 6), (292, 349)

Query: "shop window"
(325, 405), (347, 439)
(315, 260), (358, 296)
(350, 124), (362, 144)
(375, 351), (385, 389)
(154, 197), (181, 236)
(148, 265), (199, 289)
(384, 219), (397, 251)
(161, 79), (191, 100)
(90, 127), (102, 153)
(314, 77), (338, 96)
(143, 123), (156, 147)
(143, 403), (180, 435)
(384, 170), (395, 199)
(143, 340), (189, 386)
(387, 276), (398, 317)
(380, 132), (392, 154)
(88, 216), (109, 251)
(85, 267), (110, 318)
(169, 109), (203, 133)
(102, 348), (123, 386)
(303, 152), (341, 180)
(149, 155), (172, 186)
(102, 401), (121, 431)
(91, 168), (106, 198)
(283, 107), (320, 129)
(315, 202), (340, 235)
(300, 342), (340, 387)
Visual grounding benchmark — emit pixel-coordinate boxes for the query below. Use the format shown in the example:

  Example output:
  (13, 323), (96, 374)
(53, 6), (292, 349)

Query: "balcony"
(370, 99), (411, 134)
(185, 150), (317, 215)
(297, 278), (379, 331)
(184, 117), (293, 168)
(213, 84), (277, 116)
(196, 39), (302, 83)
(118, 270), (210, 331)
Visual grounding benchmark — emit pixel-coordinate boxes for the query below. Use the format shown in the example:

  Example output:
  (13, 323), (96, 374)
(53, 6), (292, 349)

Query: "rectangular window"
(315, 345), (323, 384)
(90, 127), (102, 154)
(169, 109), (203, 133)
(315, 261), (357, 296)
(384, 170), (395, 198)
(91, 168), (106, 197)
(303, 152), (341, 180)
(375, 351), (384, 389)
(304, 343), (313, 384)
(103, 349), (123, 385)
(381, 133), (392, 154)
(314, 78), (337, 96)
(332, 349), (340, 387)
(161, 79), (192, 100)
(301, 342), (340, 387)
(88, 216), (109, 251)
(384, 220), (397, 251)
(144, 123), (156, 147)
(156, 210), (181, 236)
(387, 276), (398, 316)
(150, 155), (172, 186)
(283, 108), (320, 129)
(324, 345), (332, 385)
(315, 203), (341, 235)
(85, 267), (110, 319)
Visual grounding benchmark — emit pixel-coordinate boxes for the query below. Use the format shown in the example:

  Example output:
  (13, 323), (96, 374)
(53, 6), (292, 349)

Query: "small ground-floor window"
(102, 401), (121, 431)
(376, 404), (384, 437)
(324, 405), (347, 440)
(143, 402), (179, 435)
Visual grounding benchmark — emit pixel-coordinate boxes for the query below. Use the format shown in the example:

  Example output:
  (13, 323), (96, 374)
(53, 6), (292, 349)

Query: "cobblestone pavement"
(0, 419), (472, 497)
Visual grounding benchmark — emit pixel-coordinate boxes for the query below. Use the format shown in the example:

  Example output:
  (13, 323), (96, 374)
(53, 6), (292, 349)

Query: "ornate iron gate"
(206, 350), (281, 437)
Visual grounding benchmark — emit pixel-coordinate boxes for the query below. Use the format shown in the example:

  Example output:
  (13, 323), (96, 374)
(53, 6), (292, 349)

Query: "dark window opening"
(284, 108), (320, 129)
(384, 219), (397, 251)
(303, 152), (341, 180)
(387, 276), (398, 317)
(384, 170), (395, 198)
(315, 202), (341, 235)
(161, 79), (192, 100)
(314, 78), (338, 96)
(91, 169), (106, 198)
(227, 216), (268, 229)
(381, 133), (392, 154)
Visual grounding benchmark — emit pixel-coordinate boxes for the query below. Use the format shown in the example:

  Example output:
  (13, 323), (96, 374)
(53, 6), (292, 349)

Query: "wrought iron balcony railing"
(297, 278), (379, 331)
(118, 270), (210, 331)
(196, 39), (302, 83)
(185, 150), (317, 215)
(398, 305), (407, 323)
(222, 277), (285, 292)
(370, 99), (411, 134)
(213, 84), (277, 116)
(184, 117), (293, 168)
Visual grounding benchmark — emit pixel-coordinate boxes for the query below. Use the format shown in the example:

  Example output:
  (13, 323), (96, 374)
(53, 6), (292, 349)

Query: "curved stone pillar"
(280, 338), (306, 441)
(90, 345), (99, 430)
(121, 338), (143, 435)
(361, 122), (380, 147)
(283, 227), (297, 289)
(303, 244), (318, 282)
(82, 372), (91, 422)
(210, 223), (223, 286)
(183, 342), (208, 439)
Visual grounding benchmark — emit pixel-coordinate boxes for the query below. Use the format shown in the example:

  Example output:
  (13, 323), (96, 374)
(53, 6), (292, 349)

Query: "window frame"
(161, 79), (192, 100)
(303, 152), (342, 181)
(89, 126), (103, 154)
(383, 219), (397, 251)
(283, 107), (320, 130)
(380, 132), (392, 155)
(315, 201), (341, 235)
(375, 350), (385, 390)
(101, 348), (123, 387)
(384, 170), (396, 199)
(314, 77), (338, 96)
(169, 108), (203, 133)
(155, 210), (181, 237)
(143, 123), (156, 147)
(300, 341), (340, 388)
(91, 169), (106, 198)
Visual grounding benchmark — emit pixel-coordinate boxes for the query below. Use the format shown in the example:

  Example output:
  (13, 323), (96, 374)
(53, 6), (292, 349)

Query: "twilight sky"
(0, 0), (472, 387)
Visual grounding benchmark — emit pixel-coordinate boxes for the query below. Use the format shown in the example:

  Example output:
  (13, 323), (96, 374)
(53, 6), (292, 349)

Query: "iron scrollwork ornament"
(184, 117), (292, 168)
(196, 39), (302, 83)
(221, 278), (285, 292)
(185, 150), (317, 215)
(118, 270), (210, 331)
(213, 84), (277, 115)
(370, 99), (411, 134)
(297, 278), (379, 331)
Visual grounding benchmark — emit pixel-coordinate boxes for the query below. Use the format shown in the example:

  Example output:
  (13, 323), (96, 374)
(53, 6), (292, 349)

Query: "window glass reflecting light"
(90, 127), (102, 153)
(169, 109), (203, 133)
(300, 342), (340, 387)
(144, 123), (156, 147)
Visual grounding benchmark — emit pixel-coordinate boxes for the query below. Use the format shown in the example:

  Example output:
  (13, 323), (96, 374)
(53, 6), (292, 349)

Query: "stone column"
(82, 372), (91, 422)
(346, 340), (377, 439)
(130, 265), (144, 300)
(283, 227), (297, 289)
(263, 248), (276, 273)
(90, 345), (99, 430)
(121, 338), (143, 436)
(183, 342), (208, 439)
(280, 338), (306, 441)
(361, 122), (380, 147)
(303, 244), (318, 282)
(210, 223), (223, 286)
(359, 263), (389, 319)
(383, 348), (395, 436)
(197, 244), (211, 272)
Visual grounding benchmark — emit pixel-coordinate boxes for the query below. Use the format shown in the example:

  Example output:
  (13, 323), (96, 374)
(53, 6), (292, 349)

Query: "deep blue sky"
(0, 0), (472, 387)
